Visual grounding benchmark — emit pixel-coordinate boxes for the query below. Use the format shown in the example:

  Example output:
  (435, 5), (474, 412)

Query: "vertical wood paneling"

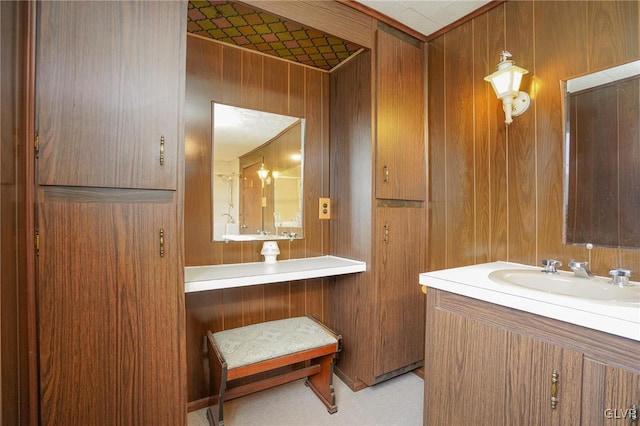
(184, 35), (332, 404)
(328, 50), (373, 389)
(534, 0), (588, 266)
(428, 0), (640, 276)
(505, 1), (537, 266)
(587, 1), (639, 73)
(473, 13), (491, 264)
(428, 39), (446, 270)
(444, 24), (476, 267)
(486, 5), (509, 263)
(1, 2), (32, 422)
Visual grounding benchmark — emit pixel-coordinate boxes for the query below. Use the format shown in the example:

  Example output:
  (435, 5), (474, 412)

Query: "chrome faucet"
(541, 259), (562, 274)
(568, 261), (594, 279)
(609, 268), (632, 287)
(221, 213), (234, 223)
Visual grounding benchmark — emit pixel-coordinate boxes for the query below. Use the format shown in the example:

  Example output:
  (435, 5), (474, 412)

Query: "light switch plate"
(319, 198), (331, 219)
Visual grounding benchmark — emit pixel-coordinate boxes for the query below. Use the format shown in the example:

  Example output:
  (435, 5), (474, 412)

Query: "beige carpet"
(188, 372), (423, 426)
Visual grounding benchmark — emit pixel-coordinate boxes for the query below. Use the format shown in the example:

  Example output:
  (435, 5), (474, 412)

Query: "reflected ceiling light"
(484, 51), (530, 124)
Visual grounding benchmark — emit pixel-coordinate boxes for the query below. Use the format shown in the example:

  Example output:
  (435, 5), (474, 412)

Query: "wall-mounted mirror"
(563, 60), (640, 249)
(212, 103), (304, 241)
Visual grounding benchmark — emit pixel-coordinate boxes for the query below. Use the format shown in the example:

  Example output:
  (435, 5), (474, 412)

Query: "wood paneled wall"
(1, 1), (33, 424)
(184, 34), (331, 404)
(428, 1), (640, 276)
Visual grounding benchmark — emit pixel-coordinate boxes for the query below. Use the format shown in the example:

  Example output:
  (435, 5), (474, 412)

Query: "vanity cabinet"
(329, 23), (426, 388)
(33, 1), (186, 424)
(375, 24), (426, 201)
(35, 1), (182, 190)
(424, 289), (640, 425)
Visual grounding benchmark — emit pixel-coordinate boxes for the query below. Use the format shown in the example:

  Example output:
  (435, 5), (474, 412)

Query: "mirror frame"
(562, 59), (640, 249)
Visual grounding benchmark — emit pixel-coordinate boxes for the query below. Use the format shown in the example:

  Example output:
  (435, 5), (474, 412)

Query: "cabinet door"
(582, 359), (640, 425)
(375, 25), (425, 201)
(505, 333), (583, 425)
(35, 1), (185, 189)
(375, 205), (426, 376)
(424, 298), (508, 426)
(37, 198), (184, 425)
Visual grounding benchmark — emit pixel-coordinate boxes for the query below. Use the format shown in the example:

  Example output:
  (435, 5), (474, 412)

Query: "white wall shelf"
(185, 255), (366, 293)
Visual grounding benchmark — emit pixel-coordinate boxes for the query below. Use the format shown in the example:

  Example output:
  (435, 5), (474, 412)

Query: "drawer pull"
(159, 228), (165, 257)
(160, 135), (165, 166)
(550, 370), (559, 409)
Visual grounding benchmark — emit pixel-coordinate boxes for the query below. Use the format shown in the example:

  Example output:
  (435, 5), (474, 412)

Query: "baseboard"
(333, 367), (368, 392)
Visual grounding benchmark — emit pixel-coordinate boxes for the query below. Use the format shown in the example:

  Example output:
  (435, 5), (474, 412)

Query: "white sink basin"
(489, 269), (640, 305)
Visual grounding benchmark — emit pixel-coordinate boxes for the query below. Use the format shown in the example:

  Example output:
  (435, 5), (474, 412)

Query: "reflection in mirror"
(563, 60), (640, 249)
(212, 103), (304, 241)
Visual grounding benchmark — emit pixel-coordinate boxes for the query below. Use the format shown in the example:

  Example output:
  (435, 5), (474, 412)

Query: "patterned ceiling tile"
(187, 0), (363, 71)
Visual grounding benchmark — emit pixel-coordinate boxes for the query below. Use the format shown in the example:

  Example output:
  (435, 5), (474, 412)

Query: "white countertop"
(185, 255), (366, 293)
(420, 261), (640, 342)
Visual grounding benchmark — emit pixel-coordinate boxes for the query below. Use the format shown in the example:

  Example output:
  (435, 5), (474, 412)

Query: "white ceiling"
(214, 104), (300, 162)
(353, 0), (493, 37)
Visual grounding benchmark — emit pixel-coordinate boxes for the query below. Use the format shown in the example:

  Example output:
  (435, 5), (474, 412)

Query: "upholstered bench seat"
(206, 316), (341, 426)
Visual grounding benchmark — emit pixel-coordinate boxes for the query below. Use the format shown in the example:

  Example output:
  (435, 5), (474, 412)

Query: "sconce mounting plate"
(511, 91), (531, 117)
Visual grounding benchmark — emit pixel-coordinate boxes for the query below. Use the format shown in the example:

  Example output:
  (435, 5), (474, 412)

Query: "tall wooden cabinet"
(34, 2), (187, 424)
(375, 25), (426, 201)
(330, 23), (426, 388)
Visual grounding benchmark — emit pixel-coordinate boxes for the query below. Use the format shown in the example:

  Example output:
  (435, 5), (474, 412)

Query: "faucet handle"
(609, 269), (632, 287)
(568, 260), (588, 270)
(541, 259), (562, 274)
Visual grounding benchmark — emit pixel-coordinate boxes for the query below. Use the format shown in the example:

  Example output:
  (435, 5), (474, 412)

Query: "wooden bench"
(205, 315), (342, 426)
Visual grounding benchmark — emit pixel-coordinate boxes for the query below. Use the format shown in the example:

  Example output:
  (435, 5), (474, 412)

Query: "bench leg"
(207, 331), (227, 426)
(305, 353), (338, 414)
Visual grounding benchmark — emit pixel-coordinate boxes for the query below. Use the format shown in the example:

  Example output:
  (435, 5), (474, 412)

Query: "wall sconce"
(257, 163), (276, 186)
(484, 51), (530, 124)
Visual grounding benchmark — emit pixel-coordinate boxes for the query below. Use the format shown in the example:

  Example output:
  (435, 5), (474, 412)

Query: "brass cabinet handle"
(383, 224), (389, 243)
(160, 135), (165, 166)
(551, 370), (559, 409)
(383, 165), (389, 183)
(159, 228), (165, 257)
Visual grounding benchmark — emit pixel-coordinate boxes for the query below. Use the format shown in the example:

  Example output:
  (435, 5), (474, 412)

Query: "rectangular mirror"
(212, 103), (304, 241)
(563, 60), (640, 249)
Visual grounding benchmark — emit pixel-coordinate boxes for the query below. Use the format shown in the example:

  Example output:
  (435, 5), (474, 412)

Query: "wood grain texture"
(427, 38), (446, 271)
(38, 201), (185, 425)
(330, 28), (426, 387)
(505, 333), (583, 425)
(375, 206), (426, 376)
(35, 1), (184, 190)
(1, 2), (32, 423)
(426, 289), (640, 425)
(328, 50), (374, 388)
(242, 0), (375, 50)
(375, 25), (426, 201)
(534, 0), (588, 265)
(424, 291), (508, 425)
(184, 35), (332, 403)
(428, 0), (640, 276)
(443, 23), (476, 267)
(582, 359), (640, 425)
